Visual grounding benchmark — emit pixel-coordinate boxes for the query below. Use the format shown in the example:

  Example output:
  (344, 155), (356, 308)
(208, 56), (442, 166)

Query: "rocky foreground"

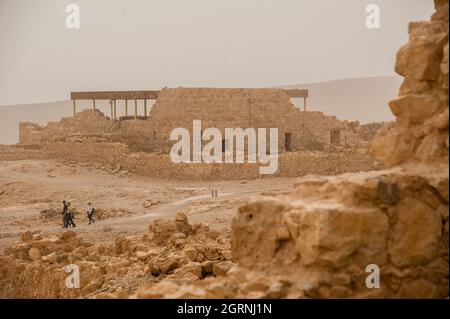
(0, 213), (235, 298)
(0, 161), (447, 298)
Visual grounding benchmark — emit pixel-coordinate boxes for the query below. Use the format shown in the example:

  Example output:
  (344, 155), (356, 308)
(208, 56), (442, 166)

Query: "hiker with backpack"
(66, 201), (76, 228)
(86, 202), (96, 224)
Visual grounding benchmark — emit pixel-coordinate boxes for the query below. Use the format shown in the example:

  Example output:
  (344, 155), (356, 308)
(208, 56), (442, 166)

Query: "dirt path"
(0, 159), (295, 252)
(27, 188), (270, 244)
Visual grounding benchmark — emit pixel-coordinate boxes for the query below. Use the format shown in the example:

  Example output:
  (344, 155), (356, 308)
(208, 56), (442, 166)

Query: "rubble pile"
(0, 213), (234, 298)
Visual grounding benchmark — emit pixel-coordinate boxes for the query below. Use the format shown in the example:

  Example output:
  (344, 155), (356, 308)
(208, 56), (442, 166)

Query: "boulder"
(175, 212), (193, 235)
(295, 206), (389, 268)
(183, 246), (198, 261)
(388, 197), (442, 267)
(41, 252), (58, 264)
(20, 231), (33, 242)
(28, 248), (41, 261)
(213, 261), (235, 276)
(147, 219), (178, 245)
(159, 258), (179, 274)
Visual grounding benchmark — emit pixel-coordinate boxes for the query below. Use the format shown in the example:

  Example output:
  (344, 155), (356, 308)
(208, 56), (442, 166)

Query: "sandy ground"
(0, 160), (296, 253)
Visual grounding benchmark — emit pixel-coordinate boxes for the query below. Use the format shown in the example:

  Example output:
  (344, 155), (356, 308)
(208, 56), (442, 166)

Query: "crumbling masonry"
(0, 0), (446, 299)
(16, 89), (381, 179)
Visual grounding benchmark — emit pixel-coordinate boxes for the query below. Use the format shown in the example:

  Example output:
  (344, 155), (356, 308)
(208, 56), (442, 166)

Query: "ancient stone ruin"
(0, 0), (447, 299)
(15, 88), (381, 179)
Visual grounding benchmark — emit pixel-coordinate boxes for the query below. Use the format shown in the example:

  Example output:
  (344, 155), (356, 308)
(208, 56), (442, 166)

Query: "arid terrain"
(0, 159), (294, 253)
(0, 0), (448, 299)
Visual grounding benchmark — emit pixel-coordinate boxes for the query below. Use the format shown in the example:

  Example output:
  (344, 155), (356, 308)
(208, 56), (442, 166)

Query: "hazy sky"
(0, 0), (435, 105)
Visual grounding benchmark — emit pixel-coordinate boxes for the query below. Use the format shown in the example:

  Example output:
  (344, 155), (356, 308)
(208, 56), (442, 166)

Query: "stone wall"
(147, 88), (360, 153)
(13, 89), (380, 179)
(19, 88), (372, 155)
(19, 123), (45, 146)
(43, 140), (374, 180)
(0, 145), (48, 161)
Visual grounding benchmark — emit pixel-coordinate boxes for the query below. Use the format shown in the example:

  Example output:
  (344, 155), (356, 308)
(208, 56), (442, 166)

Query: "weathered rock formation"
(126, 0), (449, 298)
(226, 0), (449, 298)
(370, 0), (449, 167)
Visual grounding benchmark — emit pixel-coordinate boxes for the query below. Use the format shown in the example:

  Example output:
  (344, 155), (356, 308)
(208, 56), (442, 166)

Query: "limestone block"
(388, 197), (442, 267)
(295, 206), (389, 268)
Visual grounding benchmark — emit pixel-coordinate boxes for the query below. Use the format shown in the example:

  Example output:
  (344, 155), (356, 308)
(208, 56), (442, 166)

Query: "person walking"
(86, 202), (95, 224)
(62, 200), (69, 228)
(66, 201), (76, 228)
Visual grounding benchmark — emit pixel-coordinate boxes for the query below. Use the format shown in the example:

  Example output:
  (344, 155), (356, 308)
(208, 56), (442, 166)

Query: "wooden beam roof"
(71, 89), (308, 100)
(71, 91), (160, 100)
(283, 89), (309, 98)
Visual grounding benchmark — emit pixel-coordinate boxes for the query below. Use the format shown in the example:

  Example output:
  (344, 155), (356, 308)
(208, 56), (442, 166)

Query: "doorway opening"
(285, 133), (292, 152)
(330, 129), (341, 145)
